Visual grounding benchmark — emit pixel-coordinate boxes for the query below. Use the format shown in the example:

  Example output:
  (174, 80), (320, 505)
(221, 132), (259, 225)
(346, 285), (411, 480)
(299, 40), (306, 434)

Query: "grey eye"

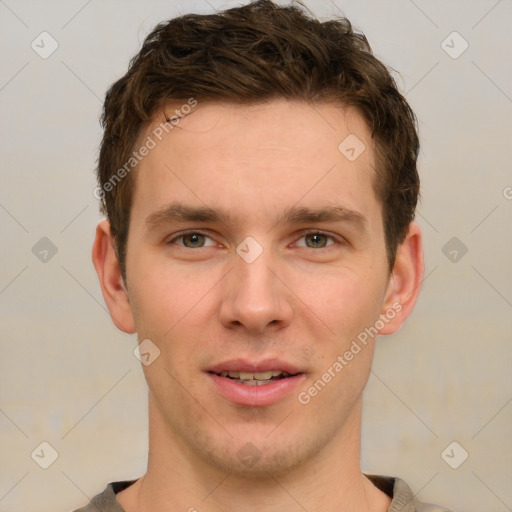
(182, 233), (207, 248)
(305, 233), (328, 248)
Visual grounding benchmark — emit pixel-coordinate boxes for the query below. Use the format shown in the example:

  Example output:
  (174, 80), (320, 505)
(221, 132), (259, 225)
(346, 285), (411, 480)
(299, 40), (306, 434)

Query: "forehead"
(131, 99), (380, 231)
(151, 99), (371, 161)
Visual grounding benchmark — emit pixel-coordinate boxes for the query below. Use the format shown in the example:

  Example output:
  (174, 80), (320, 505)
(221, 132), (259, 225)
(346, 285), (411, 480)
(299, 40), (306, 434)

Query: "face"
(109, 100), (411, 475)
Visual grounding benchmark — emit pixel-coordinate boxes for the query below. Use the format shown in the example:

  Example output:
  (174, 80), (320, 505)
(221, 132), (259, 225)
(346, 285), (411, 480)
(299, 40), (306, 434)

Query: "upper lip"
(207, 358), (303, 375)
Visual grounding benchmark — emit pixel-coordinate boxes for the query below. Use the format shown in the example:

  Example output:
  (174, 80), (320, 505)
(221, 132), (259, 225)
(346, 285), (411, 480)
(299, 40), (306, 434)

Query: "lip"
(207, 358), (302, 375)
(206, 358), (305, 407)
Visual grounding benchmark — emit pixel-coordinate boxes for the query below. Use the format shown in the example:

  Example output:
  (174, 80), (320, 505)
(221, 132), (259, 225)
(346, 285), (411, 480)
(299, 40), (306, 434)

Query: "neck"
(117, 395), (391, 512)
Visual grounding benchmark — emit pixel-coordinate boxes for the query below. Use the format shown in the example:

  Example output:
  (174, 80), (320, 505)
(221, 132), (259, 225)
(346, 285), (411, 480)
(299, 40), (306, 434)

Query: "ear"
(92, 220), (136, 334)
(378, 222), (424, 335)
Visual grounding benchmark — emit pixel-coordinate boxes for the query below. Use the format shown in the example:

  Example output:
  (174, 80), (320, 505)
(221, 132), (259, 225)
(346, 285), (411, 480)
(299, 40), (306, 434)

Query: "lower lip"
(207, 373), (305, 407)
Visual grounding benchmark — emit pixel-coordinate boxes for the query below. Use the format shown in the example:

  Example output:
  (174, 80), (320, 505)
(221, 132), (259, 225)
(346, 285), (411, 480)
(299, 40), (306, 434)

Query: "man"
(79, 1), (452, 510)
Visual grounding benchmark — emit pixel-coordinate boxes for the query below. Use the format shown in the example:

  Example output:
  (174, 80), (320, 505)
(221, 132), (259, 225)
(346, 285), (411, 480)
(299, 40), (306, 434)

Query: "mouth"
(211, 370), (297, 386)
(206, 359), (305, 406)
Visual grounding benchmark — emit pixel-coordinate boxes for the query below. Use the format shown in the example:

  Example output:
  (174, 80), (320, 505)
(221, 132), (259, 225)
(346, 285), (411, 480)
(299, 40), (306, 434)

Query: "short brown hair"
(98, 0), (419, 280)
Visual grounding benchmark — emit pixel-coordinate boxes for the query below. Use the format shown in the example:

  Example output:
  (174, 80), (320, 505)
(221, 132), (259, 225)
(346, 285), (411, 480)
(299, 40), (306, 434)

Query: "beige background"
(1, 1), (511, 511)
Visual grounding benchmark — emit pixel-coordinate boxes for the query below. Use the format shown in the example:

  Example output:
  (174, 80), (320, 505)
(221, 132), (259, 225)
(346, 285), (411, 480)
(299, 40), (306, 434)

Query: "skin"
(93, 99), (424, 512)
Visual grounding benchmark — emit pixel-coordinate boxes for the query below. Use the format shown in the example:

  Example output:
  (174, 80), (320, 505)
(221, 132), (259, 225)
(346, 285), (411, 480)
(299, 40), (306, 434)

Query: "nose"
(218, 244), (294, 335)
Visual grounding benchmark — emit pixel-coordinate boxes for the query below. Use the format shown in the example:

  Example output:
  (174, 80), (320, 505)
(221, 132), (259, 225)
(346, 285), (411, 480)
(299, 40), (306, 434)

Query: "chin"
(192, 429), (325, 478)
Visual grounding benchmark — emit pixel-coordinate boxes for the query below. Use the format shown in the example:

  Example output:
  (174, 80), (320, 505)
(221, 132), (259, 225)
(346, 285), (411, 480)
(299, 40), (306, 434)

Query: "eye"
(169, 231), (216, 248)
(295, 231), (336, 249)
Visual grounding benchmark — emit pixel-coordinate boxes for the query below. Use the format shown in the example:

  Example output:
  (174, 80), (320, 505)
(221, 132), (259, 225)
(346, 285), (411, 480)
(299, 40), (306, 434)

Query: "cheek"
(299, 268), (385, 343)
(296, 274), (381, 411)
(127, 258), (221, 363)
(129, 270), (208, 392)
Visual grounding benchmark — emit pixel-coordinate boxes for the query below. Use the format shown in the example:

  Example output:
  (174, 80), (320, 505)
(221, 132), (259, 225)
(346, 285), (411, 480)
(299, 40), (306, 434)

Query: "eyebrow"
(145, 202), (367, 231)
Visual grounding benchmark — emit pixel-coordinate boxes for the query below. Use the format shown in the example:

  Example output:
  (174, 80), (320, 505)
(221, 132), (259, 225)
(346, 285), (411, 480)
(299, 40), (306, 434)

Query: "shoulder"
(365, 474), (455, 512)
(393, 476), (454, 511)
(71, 480), (137, 512)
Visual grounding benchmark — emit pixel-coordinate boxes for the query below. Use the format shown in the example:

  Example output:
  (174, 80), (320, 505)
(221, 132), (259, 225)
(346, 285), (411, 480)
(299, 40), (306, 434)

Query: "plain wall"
(0, 1), (511, 511)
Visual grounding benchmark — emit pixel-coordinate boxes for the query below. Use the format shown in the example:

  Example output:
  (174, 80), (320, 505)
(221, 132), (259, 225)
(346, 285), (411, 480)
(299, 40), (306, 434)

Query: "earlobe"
(379, 222), (424, 335)
(92, 220), (136, 334)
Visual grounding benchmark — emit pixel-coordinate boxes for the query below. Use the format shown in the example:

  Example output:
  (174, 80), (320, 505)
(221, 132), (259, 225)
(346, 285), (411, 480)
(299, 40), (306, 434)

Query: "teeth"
(219, 370), (290, 381)
(240, 380), (269, 386)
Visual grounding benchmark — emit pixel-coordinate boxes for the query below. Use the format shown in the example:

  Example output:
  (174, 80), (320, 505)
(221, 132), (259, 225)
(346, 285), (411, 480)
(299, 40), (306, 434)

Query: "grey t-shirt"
(72, 475), (454, 512)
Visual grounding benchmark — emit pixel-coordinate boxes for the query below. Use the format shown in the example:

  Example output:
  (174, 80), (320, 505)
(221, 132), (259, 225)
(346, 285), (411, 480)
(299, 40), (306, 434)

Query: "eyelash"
(167, 229), (340, 249)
